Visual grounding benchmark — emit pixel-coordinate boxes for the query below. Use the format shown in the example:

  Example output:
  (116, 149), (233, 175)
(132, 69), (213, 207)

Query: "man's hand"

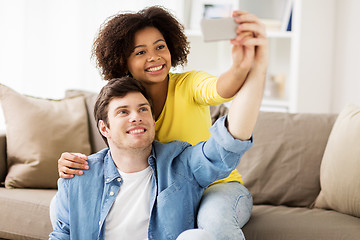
(58, 152), (89, 178)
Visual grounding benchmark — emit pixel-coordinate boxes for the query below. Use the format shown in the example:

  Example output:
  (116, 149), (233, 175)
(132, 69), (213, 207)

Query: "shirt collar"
(103, 150), (121, 184)
(103, 147), (157, 183)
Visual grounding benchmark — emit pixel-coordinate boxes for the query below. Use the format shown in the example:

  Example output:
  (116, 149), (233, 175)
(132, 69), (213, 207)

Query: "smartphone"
(200, 17), (238, 42)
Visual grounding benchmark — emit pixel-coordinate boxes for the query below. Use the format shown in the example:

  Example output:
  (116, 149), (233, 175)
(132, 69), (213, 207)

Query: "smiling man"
(50, 74), (264, 239)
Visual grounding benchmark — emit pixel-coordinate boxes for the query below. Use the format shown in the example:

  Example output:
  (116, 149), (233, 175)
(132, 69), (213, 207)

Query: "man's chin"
(128, 140), (153, 150)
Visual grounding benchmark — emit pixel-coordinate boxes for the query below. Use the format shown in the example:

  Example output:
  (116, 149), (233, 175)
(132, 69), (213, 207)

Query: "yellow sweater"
(155, 70), (243, 184)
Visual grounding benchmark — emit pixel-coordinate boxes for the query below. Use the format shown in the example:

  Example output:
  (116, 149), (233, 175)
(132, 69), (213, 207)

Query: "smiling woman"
(91, 6), (189, 82)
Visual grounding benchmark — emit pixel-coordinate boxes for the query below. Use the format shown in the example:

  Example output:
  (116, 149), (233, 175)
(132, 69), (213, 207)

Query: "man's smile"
(127, 127), (147, 135)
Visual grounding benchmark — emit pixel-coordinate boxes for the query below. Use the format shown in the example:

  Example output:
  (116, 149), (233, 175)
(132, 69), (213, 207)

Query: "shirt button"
(99, 221), (101, 226)
(109, 191), (115, 196)
(117, 178), (121, 182)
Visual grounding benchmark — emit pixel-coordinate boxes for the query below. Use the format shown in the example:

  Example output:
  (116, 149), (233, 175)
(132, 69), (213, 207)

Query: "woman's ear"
(98, 120), (109, 138)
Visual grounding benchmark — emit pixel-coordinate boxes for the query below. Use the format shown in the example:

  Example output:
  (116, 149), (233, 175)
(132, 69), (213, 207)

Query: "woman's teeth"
(147, 65), (163, 72)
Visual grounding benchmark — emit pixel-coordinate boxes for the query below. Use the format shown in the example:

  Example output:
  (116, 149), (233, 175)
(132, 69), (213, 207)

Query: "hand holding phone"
(200, 17), (238, 42)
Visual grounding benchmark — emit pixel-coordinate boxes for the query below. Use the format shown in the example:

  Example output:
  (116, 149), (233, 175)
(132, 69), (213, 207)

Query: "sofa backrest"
(238, 111), (338, 207)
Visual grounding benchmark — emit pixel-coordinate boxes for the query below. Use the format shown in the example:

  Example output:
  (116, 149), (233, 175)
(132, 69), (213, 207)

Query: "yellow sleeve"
(187, 71), (233, 105)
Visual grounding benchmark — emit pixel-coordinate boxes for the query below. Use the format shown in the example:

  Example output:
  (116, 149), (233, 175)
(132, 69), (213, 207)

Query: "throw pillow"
(0, 84), (91, 189)
(314, 104), (360, 217)
(65, 89), (107, 153)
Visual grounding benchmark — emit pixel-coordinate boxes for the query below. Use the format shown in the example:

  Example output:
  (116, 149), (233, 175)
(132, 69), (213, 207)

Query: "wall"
(296, 0), (336, 113)
(331, 0), (360, 113)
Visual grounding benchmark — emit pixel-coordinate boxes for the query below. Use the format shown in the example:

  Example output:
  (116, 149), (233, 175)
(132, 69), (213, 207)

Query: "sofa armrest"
(0, 130), (6, 185)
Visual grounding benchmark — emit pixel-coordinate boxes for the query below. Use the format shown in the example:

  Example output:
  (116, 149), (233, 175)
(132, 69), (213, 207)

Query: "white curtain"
(0, 0), (185, 99)
(0, 0), (185, 130)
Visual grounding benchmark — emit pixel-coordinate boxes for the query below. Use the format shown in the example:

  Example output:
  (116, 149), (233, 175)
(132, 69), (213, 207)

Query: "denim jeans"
(197, 181), (253, 240)
(176, 229), (216, 240)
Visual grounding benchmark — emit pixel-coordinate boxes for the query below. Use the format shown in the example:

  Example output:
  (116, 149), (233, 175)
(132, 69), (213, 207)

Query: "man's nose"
(129, 112), (142, 122)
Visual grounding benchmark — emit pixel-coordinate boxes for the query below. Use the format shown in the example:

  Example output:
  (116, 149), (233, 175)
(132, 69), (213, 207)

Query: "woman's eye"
(135, 50), (145, 56)
(157, 45), (165, 50)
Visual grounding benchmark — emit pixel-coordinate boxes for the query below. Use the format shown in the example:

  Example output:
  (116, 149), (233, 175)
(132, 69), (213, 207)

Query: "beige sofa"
(0, 87), (359, 239)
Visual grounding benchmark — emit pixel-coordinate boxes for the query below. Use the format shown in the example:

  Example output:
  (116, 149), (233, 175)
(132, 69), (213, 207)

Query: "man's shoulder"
(61, 148), (109, 186)
(153, 140), (191, 158)
(87, 148), (109, 166)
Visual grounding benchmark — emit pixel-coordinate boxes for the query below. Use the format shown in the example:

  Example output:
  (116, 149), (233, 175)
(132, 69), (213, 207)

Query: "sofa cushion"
(65, 89), (107, 153)
(0, 130), (6, 185)
(243, 205), (360, 240)
(0, 84), (91, 188)
(314, 104), (360, 217)
(237, 111), (338, 207)
(0, 188), (56, 239)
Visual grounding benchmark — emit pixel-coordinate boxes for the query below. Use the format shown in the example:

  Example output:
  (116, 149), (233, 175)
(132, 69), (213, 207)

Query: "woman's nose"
(147, 55), (161, 62)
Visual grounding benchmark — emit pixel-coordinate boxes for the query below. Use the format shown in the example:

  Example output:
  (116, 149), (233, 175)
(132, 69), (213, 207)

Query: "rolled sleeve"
(209, 116), (253, 153)
(191, 116), (253, 187)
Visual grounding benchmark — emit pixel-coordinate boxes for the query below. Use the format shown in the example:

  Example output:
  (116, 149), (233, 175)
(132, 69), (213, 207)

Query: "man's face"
(100, 92), (155, 151)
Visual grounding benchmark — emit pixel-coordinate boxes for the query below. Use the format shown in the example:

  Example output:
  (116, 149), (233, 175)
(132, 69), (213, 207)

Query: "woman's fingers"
(232, 11), (266, 39)
(58, 152), (89, 178)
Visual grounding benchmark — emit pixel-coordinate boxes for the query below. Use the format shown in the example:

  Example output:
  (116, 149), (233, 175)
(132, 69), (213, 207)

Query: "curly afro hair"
(92, 6), (190, 80)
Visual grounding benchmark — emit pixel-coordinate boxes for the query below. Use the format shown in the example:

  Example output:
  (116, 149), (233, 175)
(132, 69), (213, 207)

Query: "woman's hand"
(232, 11), (268, 69)
(216, 11), (267, 99)
(58, 152), (89, 178)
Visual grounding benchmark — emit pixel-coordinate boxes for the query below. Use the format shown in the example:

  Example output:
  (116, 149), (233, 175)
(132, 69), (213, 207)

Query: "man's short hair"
(94, 77), (153, 145)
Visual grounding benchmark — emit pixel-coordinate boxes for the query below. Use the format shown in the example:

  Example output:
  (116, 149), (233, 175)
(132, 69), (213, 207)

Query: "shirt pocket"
(156, 182), (195, 238)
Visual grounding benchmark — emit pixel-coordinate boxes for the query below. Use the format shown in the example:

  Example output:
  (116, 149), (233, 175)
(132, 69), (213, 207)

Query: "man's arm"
(226, 11), (268, 141)
(49, 179), (70, 239)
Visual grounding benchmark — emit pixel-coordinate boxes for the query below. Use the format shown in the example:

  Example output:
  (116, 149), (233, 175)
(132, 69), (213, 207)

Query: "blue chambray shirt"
(49, 116), (253, 240)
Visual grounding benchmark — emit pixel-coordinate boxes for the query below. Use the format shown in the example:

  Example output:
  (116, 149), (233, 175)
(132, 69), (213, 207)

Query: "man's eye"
(118, 110), (127, 115)
(140, 107), (148, 112)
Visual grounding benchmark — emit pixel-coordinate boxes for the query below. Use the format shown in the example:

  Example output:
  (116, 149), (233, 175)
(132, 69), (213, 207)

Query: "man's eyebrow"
(114, 102), (150, 110)
(133, 39), (165, 49)
(138, 103), (151, 108)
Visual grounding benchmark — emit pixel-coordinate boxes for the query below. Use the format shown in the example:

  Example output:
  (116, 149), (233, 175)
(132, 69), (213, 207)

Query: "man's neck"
(109, 145), (152, 173)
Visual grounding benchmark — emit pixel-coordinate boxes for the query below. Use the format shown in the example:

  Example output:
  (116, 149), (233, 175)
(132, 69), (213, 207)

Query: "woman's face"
(127, 27), (172, 85)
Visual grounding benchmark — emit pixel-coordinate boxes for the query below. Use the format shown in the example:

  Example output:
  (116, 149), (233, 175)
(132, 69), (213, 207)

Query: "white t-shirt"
(105, 166), (153, 240)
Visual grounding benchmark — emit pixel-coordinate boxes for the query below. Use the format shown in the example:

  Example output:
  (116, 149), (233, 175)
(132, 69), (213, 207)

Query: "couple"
(50, 5), (268, 240)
